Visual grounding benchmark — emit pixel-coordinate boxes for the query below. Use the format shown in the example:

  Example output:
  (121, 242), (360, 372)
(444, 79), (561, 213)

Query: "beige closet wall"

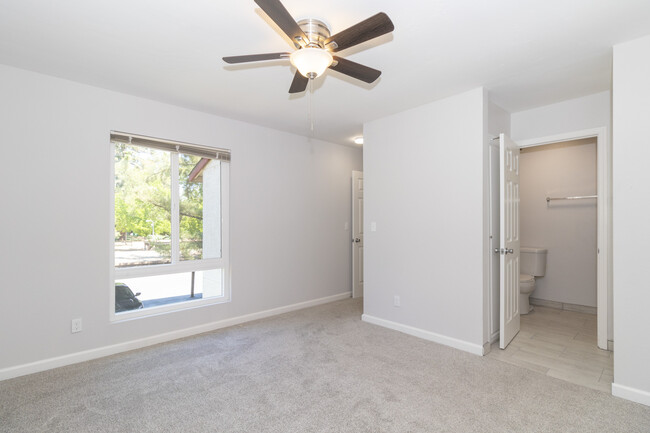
(519, 139), (597, 307)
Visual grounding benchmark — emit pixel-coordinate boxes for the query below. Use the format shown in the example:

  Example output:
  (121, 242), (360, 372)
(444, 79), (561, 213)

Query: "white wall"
(488, 101), (511, 137)
(0, 64), (361, 376)
(511, 91), (612, 340)
(612, 35), (650, 406)
(520, 140), (597, 307)
(362, 88), (487, 353)
(511, 91), (611, 141)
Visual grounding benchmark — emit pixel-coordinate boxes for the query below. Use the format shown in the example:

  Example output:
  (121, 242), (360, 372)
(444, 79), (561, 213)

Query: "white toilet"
(519, 247), (548, 315)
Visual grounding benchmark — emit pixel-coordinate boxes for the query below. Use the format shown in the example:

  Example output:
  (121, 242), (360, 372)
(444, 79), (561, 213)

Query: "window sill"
(110, 294), (230, 322)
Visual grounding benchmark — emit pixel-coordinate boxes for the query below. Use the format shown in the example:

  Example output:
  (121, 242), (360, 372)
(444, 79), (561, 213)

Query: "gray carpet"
(1, 298), (649, 432)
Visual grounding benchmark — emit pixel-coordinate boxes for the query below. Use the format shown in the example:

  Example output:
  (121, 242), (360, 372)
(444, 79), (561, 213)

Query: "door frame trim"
(517, 127), (609, 350)
(351, 170), (363, 298)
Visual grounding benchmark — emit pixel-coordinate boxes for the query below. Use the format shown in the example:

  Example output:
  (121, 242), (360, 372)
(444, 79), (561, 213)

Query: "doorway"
(488, 128), (612, 392)
(489, 128), (610, 351)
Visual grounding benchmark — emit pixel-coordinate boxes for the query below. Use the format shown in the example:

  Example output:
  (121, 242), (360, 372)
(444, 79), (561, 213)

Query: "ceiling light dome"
(290, 47), (333, 79)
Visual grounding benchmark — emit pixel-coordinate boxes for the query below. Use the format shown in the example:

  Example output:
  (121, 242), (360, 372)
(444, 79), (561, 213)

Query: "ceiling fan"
(223, 0), (394, 93)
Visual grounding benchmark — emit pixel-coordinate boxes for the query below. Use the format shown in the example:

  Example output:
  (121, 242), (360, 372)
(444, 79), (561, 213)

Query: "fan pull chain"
(309, 78), (314, 135)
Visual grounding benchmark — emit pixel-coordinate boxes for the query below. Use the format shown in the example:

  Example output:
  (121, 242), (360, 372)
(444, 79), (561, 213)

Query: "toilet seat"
(520, 274), (534, 284)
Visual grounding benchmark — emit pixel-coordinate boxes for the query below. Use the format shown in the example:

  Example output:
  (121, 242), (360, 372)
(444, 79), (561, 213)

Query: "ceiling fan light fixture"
(290, 47), (333, 79)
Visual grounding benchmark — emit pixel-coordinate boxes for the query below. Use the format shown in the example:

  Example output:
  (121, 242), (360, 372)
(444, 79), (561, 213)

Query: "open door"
(352, 171), (364, 298)
(499, 134), (521, 349)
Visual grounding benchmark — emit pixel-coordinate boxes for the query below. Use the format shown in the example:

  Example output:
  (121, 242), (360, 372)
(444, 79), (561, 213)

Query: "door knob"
(354, 238), (361, 243)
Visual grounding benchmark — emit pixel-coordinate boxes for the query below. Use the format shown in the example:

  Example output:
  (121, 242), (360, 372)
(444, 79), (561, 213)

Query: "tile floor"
(487, 305), (612, 393)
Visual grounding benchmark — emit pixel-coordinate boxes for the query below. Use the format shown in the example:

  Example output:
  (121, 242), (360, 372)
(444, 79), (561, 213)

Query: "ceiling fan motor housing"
(295, 19), (332, 48)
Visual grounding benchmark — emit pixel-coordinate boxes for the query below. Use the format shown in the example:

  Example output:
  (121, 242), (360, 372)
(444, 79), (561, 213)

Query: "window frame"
(109, 134), (230, 321)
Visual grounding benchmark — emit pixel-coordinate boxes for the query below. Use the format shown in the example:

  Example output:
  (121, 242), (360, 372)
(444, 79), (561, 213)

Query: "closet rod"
(546, 195), (597, 203)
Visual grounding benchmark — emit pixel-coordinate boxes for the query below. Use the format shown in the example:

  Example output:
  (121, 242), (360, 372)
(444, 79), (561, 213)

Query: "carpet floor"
(1, 298), (649, 432)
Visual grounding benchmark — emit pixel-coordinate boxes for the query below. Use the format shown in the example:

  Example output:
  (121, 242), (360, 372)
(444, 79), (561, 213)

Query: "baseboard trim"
(530, 298), (596, 315)
(612, 383), (650, 407)
(361, 314), (484, 356)
(0, 291), (351, 382)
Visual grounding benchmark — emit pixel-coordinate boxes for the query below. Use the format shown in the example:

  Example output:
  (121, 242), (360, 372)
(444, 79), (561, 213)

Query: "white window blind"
(110, 132), (231, 162)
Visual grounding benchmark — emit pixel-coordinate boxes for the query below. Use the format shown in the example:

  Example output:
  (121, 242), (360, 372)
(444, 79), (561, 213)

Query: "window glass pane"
(180, 154), (221, 261)
(114, 144), (172, 267)
(115, 269), (223, 312)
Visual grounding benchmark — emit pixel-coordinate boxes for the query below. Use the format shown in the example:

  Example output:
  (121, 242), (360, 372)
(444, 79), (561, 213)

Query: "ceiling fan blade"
(329, 56), (381, 83)
(289, 71), (309, 93)
(325, 12), (394, 53)
(254, 0), (308, 47)
(223, 52), (290, 64)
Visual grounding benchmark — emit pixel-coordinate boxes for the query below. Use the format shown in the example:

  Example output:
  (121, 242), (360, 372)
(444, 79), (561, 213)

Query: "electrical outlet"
(393, 295), (401, 307)
(71, 318), (82, 333)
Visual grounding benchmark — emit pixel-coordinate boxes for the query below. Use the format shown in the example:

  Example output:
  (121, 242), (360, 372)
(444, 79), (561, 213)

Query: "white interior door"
(352, 171), (364, 298)
(499, 134), (521, 349)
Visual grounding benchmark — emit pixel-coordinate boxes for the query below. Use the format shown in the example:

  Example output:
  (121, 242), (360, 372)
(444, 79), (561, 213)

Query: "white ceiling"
(1, 0), (650, 146)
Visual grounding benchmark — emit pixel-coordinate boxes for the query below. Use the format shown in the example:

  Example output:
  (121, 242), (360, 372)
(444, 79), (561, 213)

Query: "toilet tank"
(521, 247), (547, 277)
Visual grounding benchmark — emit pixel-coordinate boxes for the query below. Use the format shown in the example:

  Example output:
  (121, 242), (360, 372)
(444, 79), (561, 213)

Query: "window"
(111, 132), (230, 318)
